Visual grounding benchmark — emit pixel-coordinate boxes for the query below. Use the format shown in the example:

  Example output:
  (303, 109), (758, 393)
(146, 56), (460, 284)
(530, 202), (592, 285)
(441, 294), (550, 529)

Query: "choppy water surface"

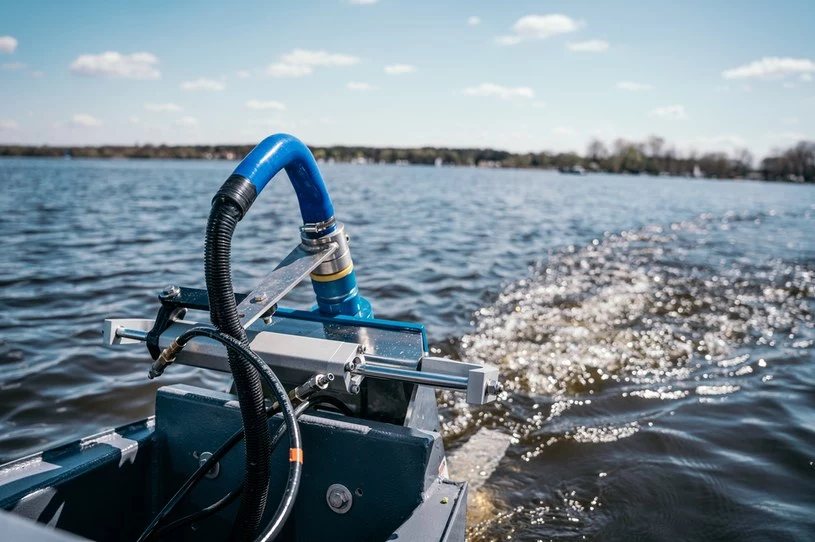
(1, 158), (814, 540)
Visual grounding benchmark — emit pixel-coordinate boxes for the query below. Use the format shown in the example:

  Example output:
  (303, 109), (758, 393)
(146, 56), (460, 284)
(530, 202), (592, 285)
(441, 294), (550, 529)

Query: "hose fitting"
(147, 338), (183, 379)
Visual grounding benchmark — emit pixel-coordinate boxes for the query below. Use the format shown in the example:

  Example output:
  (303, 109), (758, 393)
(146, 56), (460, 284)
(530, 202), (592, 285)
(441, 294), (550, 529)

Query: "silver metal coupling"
(301, 221), (353, 279)
(293, 373), (335, 401)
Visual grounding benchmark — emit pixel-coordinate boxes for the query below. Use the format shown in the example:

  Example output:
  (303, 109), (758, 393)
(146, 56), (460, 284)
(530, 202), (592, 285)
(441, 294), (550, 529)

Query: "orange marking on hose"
(289, 448), (304, 464)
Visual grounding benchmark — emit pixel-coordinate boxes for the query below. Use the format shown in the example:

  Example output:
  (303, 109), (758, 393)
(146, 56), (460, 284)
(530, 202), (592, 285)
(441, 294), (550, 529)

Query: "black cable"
(153, 401), (313, 539)
(205, 196), (270, 541)
(137, 326), (302, 542)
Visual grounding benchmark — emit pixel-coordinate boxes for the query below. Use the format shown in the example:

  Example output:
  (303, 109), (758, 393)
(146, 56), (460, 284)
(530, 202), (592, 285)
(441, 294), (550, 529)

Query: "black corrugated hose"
(205, 196), (272, 541)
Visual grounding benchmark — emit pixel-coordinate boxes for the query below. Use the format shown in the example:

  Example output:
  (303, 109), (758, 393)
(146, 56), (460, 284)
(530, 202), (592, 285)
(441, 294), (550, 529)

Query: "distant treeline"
(1, 137), (813, 183)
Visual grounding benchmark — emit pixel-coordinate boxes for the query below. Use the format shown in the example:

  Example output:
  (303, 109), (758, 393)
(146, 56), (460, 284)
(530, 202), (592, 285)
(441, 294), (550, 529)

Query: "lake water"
(1, 158), (814, 540)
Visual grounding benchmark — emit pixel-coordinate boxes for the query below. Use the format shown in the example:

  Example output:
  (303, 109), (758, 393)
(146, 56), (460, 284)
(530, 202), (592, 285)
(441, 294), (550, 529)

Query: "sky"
(1, 0), (814, 157)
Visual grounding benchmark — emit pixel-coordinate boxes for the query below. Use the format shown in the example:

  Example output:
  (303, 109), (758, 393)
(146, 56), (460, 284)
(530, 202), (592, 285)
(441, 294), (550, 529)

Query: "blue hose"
(232, 133), (335, 225)
(226, 133), (371, 318)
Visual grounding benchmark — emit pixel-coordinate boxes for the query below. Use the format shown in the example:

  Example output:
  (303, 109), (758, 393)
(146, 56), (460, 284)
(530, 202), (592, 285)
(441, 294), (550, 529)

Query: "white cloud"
(70, 51), (160, 79)
(0, 119), (19, 130)
(617, 81), (654, 91)
(346, 81), (377, 91)
(281, 49), (360, 68)
(463, 83), (534, 100)
(266, 63), (312, 77)
(145, 103), (182, 112)
(384, 64), (416, 75)
(567, 40), (609, 53)
(722, 57), (815, 80)
(236, 70), (252, 79)
(246, 99), (286, 111)
(468, 16), (481, 26)
(71, 113), (102, 127)
(27, 70), (44, 78)
(348, 0), (378, 4)
(802, 73), (813, 82)
(552, 126), (578, 137)
(176, 116), (198, 127)
(649, 105), (688, 120)
(129, 116), (141, 124)
(496, 14), (582, 46)
(766, 131), (807, 142)
(266, 49), (360, 78)
(0, 36), (18, 54)
(0, 62), (26, 71)
(180, 78), (225, 91)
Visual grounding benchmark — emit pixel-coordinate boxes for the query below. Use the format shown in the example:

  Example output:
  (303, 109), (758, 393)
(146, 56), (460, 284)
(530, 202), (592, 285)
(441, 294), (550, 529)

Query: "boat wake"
(436, 211), (815, 540)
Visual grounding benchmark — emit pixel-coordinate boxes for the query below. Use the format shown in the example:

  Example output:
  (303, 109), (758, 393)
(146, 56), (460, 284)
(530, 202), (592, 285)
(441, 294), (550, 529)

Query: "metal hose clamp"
(301, 222), (353, 278)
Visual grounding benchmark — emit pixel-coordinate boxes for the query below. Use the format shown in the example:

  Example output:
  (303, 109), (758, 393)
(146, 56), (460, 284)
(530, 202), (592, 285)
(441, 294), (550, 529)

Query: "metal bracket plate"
(237, 243), (337, 329)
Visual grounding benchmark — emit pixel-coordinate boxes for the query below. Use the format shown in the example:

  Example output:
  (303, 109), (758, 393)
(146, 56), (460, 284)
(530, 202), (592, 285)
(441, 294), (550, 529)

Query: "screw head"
(161, 285), (180, 299)
(326, 484), (353, 514)
(486, 380), (503, 396)
(198, 451), (220, 479)
(252, 293), (267, 303)
(350, 384), (361, 395)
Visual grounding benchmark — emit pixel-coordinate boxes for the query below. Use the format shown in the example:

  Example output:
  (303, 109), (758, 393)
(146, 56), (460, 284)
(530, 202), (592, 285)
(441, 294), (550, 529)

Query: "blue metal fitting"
(310, 270), (373, 318)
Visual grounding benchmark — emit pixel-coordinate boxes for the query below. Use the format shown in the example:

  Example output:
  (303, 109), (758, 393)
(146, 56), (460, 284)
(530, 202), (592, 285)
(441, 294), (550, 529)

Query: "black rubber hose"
(205, 199), (271, 541)
(137, 326), (302, 542)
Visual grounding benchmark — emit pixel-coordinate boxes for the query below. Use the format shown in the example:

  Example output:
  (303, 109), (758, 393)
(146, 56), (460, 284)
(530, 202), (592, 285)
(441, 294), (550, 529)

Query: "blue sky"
(1, 0), (814, 157)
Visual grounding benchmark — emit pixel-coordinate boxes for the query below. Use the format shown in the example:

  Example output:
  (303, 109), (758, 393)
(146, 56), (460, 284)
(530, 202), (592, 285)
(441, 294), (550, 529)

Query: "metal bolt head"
(486, 380), (503, 396)
(252, 293), (267, 303)
(328, 492), (346, 508)
(350, 384), (361, 395)
(198, 451), (220, 479)
(161, 285), (180, 299)
(326, 484), (353, 514)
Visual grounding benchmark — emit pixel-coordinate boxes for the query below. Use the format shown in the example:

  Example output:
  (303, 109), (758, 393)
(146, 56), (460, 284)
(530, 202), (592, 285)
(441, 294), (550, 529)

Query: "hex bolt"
(350, 384), (361, 395)
(486, 380), (503, 396)
(161, 285), (180, 299)
(326, 484), (353, 514)
(198, 451), (220, 479)
(328, 491), (347, 509)
(345, 361), (356, 372)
